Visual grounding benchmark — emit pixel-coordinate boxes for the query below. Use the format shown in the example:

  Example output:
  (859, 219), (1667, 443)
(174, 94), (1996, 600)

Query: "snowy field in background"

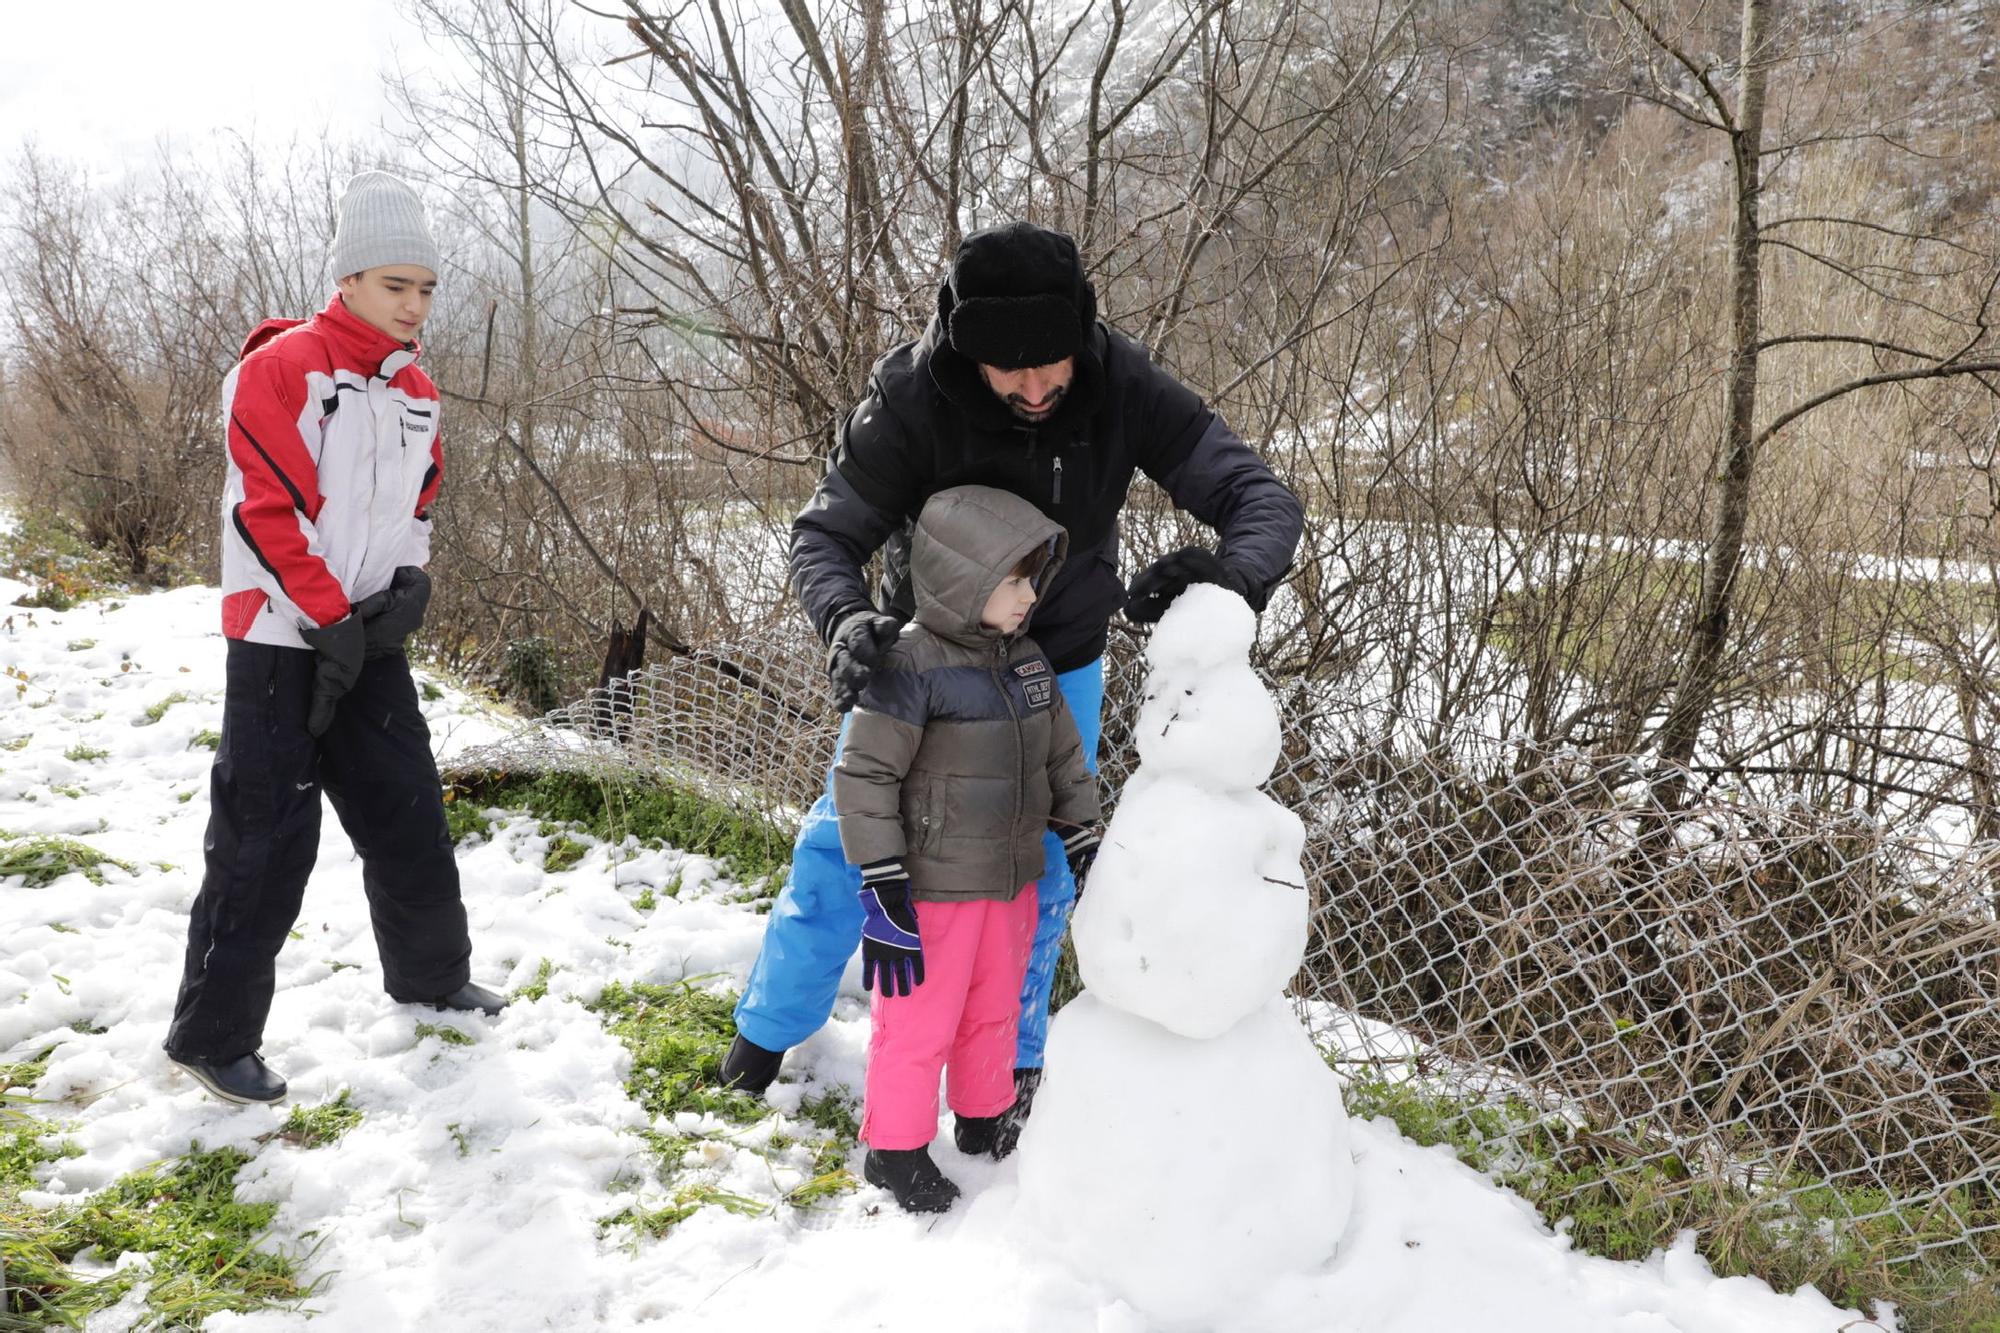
(0, 579), (1878, 1331)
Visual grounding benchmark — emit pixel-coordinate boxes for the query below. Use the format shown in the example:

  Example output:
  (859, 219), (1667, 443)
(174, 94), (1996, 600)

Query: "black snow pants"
(164, 639), (471, 1061)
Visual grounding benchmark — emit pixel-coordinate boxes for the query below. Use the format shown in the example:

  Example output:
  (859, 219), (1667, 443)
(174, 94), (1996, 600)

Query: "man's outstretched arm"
(789, 390), (925, 641)
(1137, 364), (1306, 611)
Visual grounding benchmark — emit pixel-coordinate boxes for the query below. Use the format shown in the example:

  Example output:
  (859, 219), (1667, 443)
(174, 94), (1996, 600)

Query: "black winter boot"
(718, 1033), (784, 1094)
(402, 981), (507, 1016)
(990, 1067), (1042, 1157)
(168, 1051), (287, 1105)
(864, 1146), (962, 1214)
(953, 1112), (1007, 1159)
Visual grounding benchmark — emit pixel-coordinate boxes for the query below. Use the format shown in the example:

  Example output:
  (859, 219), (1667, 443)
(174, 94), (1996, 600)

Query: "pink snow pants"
(861, 885), (1040, 1150)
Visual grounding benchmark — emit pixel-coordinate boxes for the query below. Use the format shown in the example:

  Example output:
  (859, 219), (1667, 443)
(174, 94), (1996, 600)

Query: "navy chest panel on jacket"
(925, 650), (1057, 721)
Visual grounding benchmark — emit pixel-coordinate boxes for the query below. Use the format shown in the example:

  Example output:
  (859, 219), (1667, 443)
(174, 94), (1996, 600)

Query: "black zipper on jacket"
(993, 638), (1027, 891)
(1052, 455), (1064, 504)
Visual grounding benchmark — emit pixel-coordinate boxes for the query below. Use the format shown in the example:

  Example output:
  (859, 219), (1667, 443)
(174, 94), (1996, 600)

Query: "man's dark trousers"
(165, 639), (470, 1061)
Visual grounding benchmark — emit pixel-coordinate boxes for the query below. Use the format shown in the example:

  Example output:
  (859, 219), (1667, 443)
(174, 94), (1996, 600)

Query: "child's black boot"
(953, 1112), (1009, 1159)
(863, 1146), (961, 1213)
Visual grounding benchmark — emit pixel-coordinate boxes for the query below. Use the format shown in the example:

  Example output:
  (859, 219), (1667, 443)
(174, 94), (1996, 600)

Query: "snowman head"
(1133, 584), (1280, 787)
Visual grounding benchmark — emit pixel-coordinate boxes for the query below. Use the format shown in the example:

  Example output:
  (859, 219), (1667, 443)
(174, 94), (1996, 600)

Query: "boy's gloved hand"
(1062, 828), (1101, 903)
(858, 859), (925, 997)
(351, 566), (432, 658)
(1123, 547), (1254, 622)
(298, 613), (366, 737)
(827, 609), (903, 712)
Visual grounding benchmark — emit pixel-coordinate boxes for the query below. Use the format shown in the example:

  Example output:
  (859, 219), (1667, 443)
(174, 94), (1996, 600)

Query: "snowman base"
(1016, 992), (1355, 1327)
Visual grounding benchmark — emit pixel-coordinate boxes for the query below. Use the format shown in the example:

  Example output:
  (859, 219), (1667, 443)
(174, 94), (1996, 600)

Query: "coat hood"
(911, 485), (1068, 645)
(238, 318), (305, 361)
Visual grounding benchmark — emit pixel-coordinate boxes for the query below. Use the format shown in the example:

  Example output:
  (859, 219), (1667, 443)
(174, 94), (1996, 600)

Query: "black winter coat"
(791, 309), (1306, 673)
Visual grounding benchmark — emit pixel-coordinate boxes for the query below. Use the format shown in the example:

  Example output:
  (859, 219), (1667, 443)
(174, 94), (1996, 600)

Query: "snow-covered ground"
(0, 578), (1879, 1331)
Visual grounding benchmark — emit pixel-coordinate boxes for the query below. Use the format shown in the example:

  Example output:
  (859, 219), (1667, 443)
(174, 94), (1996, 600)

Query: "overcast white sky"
(0, 0), (434, 174)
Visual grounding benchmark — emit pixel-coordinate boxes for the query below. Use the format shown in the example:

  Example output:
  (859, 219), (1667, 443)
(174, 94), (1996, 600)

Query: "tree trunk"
(1656, 0), (1769, 780)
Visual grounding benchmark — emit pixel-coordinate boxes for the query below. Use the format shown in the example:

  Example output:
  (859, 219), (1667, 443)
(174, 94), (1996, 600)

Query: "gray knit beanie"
(330, 172), (440, 279)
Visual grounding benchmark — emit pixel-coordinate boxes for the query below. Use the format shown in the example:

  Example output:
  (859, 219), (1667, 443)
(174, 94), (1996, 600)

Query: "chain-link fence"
(448, 626), (2000, 1266)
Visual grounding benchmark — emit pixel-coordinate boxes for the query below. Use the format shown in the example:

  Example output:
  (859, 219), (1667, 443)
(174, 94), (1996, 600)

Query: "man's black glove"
(826, 609), (903, 713)
(298, 613), (366, 738)
(351, 566), (432, 659)
(1061, 827), (1101, 904)
(1123, 547), (1255, 623)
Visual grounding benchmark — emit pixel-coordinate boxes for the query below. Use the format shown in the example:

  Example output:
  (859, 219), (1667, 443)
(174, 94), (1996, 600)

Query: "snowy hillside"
(0, 578), (1878, 1331)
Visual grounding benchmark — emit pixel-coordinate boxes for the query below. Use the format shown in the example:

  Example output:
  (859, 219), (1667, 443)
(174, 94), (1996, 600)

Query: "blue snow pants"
(734, 658), (1105, 1069)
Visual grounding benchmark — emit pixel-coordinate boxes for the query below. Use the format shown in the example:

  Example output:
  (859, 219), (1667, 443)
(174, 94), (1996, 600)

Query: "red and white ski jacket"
(219, 293), (443, 648)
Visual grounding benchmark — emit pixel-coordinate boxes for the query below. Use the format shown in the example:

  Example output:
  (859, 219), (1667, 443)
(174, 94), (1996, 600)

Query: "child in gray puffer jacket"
(834, 484), (1103, 1213)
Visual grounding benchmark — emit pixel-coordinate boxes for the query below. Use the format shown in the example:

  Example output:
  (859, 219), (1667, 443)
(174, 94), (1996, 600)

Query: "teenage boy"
(163, 172), (503, 1106)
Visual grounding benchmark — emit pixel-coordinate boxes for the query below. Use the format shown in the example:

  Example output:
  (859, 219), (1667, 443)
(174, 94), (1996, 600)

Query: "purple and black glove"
(859, 859), (925, 997)
(1123, 547), (1255, 623)
(827, 609), (903, 713)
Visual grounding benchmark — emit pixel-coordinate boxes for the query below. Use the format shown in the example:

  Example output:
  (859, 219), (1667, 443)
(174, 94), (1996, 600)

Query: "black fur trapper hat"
(939, 222), (1098, 370)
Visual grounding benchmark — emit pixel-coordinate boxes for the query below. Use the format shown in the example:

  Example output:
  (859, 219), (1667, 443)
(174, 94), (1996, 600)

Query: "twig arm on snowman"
(832, 665), (928, 866)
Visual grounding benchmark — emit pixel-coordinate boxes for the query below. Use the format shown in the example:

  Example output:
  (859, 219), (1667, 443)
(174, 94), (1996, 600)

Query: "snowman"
(1015, 583), (1355, 1326)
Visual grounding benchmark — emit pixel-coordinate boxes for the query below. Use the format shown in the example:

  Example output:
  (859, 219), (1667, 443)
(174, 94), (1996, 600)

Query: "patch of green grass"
(633, 885), (658, 912)
(585, 979), (861, 1234)
(140, 691), (194, 725)
(2, 1137), (313, 1327)
(271, 1091), (363, 1149)
(0, 835), (134, 887)
(0, 508), (129, 609)
(413, 1022), (476, 1048)
(798, 1089), (860, 1141)
(602, 1184), (765, 1238)
(177, 788), (196, 804)
(61, 743), (107, 763)
(513, 958), (558, 1002)
(543, 833), (590, 873)
(444, 769), (792, 887)
(443, 795), (492, 846)
(420, 679), (444, 702)
(2, 734), (28, 751)
(189, 729), (222, 752)
(588, 979), (766, 1127)
(64, 639), (95, 653)
(1342, 1072), (2000, 1333)
(1, 1046), (56, 1109)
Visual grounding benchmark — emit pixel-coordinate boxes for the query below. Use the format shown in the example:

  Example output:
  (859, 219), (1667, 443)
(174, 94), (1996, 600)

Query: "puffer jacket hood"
(911, 485), (1068, 645)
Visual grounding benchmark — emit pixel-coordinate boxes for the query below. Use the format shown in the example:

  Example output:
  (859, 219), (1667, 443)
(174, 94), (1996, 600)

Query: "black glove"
(298, 613), (367, 738)
(857, 860), (925, 996)
(1061, 827), (1101, 903)
(351, 566), (432, 658)
(826, 609), (903, 713)
(1123, 547), (1254, 623)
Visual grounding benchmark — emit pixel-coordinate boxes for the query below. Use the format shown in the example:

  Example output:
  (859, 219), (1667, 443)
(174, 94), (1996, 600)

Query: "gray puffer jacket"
(834, 486), (1102, 902)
